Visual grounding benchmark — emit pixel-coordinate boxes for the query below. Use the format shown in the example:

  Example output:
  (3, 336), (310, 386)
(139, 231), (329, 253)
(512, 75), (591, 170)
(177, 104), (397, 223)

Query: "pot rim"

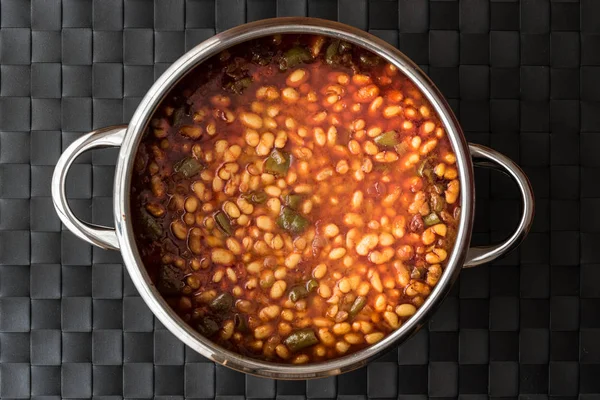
(113, 17), (475, 379)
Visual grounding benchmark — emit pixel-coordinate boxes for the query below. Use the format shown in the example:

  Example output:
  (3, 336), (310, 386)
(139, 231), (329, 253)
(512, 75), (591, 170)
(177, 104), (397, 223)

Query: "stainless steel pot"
(52, 17), (534, 379)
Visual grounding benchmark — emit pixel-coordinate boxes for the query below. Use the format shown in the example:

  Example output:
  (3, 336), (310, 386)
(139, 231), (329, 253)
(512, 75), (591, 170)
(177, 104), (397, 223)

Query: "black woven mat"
(0, 0), (598, 397)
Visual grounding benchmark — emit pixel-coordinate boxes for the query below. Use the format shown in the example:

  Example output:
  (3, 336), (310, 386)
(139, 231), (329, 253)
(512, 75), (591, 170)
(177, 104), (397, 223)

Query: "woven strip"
(0, 0), (598, 397)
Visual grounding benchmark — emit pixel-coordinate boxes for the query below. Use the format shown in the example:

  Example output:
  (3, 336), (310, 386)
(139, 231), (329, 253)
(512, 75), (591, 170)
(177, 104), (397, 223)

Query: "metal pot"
(52, 17), (534, 379)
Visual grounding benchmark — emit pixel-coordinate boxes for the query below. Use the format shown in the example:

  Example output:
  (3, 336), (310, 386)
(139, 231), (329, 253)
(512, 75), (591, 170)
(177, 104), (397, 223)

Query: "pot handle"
(52, 125), (128, 251)
(463, 143), (535, 268)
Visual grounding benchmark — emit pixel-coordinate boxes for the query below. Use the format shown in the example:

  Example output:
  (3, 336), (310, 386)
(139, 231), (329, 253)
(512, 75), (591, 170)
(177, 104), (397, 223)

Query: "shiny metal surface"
(51, 125), (127, 250)
(52, 17), (534, 379)
(464, 144), (535, 267)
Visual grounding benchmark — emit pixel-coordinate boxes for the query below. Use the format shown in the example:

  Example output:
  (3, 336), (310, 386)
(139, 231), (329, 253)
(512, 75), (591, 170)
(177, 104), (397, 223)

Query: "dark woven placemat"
(0, 0), (598, 397)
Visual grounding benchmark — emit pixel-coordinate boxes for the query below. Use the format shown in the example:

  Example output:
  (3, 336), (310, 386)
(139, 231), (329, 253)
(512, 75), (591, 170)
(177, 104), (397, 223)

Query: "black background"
(0, 0), (598, 398)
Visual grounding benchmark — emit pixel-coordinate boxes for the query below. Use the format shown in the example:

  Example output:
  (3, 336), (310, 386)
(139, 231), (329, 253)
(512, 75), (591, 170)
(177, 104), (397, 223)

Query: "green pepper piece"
(253, 55), (271, 66)
(157, 264), (184, 296)
(276, 207), (309, 234)
(215, 211), (233, 236)
(210, 292), (234, 313)
(289, 285), (309, 303)
(430, 194), (445, 213)
(280, 47), (313, 70)
(359, 53), (380, 68)
(231, 77), (253, 94)
(251, 45), (273, 66)
(349, 296), (367, 318)
(424, 212), (441, 226)
(242, 191), (268, 204)
(417, 159), (434, 183)
(325, 40), (340, 65)
(174, 157), (203, 179)
(140, 208), (163, 239)
(306, 279), (319, 292)
(225, 59), (247, 80)
(197, 317), (220, 337)
(434, 183), (445, 195)
(284, 194), (303, 210)
(284, 329), (319, 352)
(374, 130), (400, 148)
(264, 149), (291, 177)
(289, 214), (309, 233)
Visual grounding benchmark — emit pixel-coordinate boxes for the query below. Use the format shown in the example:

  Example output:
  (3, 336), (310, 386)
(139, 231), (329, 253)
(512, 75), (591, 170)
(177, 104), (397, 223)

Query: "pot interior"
(114, 18), (474, 379)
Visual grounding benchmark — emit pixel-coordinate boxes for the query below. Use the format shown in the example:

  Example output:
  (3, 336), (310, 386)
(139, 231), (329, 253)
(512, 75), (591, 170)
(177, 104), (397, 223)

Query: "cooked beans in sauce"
(132, 34), (461, 364)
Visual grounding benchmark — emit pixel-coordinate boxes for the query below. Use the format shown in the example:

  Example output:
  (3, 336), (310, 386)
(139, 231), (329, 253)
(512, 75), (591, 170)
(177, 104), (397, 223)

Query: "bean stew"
(131, 34), (461, 364)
